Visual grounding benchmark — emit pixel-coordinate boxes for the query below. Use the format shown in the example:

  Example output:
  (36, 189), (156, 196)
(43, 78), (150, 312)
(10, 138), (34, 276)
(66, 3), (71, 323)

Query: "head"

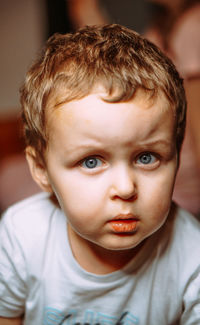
(20, 24), (187, 267)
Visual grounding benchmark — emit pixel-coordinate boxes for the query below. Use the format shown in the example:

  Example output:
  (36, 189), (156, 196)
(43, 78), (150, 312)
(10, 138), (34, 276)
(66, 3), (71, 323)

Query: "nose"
(110, 164), (137, 201)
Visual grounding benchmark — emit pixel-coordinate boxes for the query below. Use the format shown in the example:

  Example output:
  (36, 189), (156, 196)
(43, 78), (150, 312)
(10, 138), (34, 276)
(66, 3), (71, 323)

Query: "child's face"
(40, 90), (177, 255)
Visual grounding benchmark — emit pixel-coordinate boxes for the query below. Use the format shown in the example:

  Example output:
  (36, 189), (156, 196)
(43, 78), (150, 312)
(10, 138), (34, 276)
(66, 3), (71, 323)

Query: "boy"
(0, 24), (200, 325)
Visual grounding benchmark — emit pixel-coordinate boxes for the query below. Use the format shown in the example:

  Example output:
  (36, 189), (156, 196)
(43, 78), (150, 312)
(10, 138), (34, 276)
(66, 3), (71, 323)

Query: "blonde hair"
(20, 24), (186, 161)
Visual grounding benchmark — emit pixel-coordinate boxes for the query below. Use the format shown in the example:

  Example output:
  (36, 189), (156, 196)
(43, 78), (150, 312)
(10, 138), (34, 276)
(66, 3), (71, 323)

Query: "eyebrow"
(66, 139), (173, 154)
(137, 139), (175, 155)
(140, 139), (172, 147)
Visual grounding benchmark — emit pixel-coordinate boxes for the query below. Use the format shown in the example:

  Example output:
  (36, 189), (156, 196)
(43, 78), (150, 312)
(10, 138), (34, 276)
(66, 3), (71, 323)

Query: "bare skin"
(0, 317), (22, 325)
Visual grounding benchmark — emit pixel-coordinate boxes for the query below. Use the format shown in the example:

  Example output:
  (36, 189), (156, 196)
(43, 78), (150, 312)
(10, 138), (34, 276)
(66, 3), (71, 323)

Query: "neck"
(67, 225), (143, 275)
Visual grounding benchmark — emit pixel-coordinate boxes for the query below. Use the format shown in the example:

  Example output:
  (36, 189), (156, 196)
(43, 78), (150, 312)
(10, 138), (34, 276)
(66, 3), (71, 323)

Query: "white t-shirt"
(0, 192), (200, 325)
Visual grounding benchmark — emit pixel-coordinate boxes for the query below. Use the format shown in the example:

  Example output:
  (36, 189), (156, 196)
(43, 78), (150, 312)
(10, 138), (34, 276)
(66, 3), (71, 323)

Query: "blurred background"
(0, 0), (200, 216)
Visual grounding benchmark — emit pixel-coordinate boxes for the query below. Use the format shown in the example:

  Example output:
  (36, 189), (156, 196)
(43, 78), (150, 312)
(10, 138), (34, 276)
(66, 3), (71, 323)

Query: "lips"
(108, 214), (138, 233)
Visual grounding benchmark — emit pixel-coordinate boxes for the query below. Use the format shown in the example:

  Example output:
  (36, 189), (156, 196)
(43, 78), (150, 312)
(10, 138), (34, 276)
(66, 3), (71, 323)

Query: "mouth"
(108, 214), (139, 233)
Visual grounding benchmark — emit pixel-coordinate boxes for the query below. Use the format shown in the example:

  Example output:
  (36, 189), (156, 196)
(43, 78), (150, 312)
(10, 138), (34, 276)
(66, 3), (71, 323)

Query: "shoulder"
(3, 191), (55, 215)
(0, 192), (62, 243)
(173, 206), (200, 242)
(1, 192), (57, 224)
(173, 207), (200, 320)
(0, 192), (65, 274)
(0, 193), (61, 317)
(163, 205), (200, 277)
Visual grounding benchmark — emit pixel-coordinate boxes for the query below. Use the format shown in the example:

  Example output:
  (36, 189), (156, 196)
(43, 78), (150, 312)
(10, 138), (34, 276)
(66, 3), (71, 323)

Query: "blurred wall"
(0, 0), (47, 116)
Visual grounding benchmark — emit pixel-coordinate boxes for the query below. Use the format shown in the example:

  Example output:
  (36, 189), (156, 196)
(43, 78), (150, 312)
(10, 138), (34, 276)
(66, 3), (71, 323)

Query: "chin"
(101, 238), (143, 252)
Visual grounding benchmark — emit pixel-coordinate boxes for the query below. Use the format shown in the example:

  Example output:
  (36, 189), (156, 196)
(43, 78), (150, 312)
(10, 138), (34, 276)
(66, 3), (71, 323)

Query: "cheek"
(139, 177), (173, 236)
(140, 165), (177, 213)
(51, 173), (107, 218)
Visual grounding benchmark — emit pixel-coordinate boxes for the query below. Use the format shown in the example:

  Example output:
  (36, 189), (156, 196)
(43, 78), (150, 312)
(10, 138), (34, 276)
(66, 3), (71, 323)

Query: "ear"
(26, 146), (53, 193)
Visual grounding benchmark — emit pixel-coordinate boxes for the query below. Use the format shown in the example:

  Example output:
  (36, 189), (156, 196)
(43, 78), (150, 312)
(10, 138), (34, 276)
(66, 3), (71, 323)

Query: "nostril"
(125, 193), (138, 202)
(117, 193), (138, 202)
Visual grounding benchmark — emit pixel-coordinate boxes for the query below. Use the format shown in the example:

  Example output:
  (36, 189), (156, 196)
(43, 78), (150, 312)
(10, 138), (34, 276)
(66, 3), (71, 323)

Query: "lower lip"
(109, 219), (138, 233)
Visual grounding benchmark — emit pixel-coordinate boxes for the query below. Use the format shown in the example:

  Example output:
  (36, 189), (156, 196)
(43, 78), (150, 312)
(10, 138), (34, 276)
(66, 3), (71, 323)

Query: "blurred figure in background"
(145, 0), (200, 216)
(67, 0), (108, 29)
(66, 0), (156, 33)
(46, 0), (157, 36)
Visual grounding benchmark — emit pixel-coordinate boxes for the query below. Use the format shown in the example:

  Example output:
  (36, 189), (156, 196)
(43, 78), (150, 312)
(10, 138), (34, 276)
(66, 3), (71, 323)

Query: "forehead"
(48, 86), (172, 120)
(46, 89), (175, 148)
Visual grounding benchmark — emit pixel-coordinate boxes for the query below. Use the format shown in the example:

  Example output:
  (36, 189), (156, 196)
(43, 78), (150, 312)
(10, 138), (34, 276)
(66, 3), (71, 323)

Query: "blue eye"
(137, 153), (156, 165)
(81, 157), (102, 169)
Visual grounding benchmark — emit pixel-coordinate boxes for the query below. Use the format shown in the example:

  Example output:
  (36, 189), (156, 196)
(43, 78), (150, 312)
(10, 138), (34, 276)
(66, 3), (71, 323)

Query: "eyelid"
(80, 156), (103, 169)
(78, 155), (107, 172)
(79, 155), (103, 163)
(135, 152), (160, 168)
